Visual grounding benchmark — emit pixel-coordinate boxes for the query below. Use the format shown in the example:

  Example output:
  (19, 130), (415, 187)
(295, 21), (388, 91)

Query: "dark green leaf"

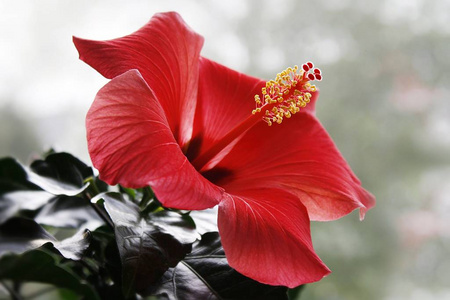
(28, 152), (94, 196)
(35, 195), (103, 230)
(30, 152), (93, 188)
(189, 207), (218, 234)
(53, 229), (91, 261)
(0, 217), (55, 256)
(287, 285), (305, 299)
(18, 283), (81, 300)
(0, 158), (39, 194)
(145, 262), (221, 300)
(0, 190), (55, 224)
(99, 192), (198, 298)
(0, 217), (90, 260)
(0, 249), (100, 300)
(145, 232), (288, 300)
(26, 168), (89, 196)
(0, 155), (89, 196)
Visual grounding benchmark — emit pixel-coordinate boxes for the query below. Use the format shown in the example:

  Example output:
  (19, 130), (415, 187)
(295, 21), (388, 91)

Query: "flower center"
(191, 62), (321, 171)
(252, 63), (321, 126)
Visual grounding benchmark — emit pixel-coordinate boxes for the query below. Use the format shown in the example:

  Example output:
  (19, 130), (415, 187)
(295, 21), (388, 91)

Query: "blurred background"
(1, 0), (449, 299)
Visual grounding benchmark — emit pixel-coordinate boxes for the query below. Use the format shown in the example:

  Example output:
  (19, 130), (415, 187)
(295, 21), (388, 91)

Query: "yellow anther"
(252, 63), (321, 126)
(263, 117), (273, 126)
(304, 93), (311, 102)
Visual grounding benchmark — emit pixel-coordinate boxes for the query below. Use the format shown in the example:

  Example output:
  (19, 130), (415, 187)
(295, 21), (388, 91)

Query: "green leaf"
(53, 229), (92, 261)
(0, 158), (39, 194)
(145, 232), (288, 300)
(0, 248), (100, 300)
(26, 167), (89, 196)
(0, 217), (55, 256)
(189, 207), (218, 234)
(35, 195), (104, 230)
(98, 192), (198, 298)
(0, 154), (90, 197)
(30, 152), (93, 188)
(0, 190), (55, 224)
(0, 217), (90, 261)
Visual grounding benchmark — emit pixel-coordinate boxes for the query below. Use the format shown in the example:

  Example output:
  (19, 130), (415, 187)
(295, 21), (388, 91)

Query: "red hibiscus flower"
(74, 12), (375, 287)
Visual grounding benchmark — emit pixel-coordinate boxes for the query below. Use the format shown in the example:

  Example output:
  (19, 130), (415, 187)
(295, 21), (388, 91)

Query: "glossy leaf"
(99, 192), (198, 297)
(0, 190), (55, 224)
(0, 217), (90, 260)
(26, 167), (89, 196)
(0, 217), (55, 256)
(35, 195), (104, 230)
(53, 229), (92, 261)
(0, 249), (100, 300)
(145, 232), (288, 300)
(30, 152), (93, 189)
(0, 158), (39, 194)
(189, 207), (218, 235)
(0, 155), (89, 197)
(25, 152), (92, 196)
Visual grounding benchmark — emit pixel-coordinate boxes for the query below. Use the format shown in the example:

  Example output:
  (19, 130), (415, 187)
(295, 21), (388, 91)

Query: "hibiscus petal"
(87, 69), (223, 209)
(213, 113), (375, 221)
(74, 12), (204, 148)
(218, 188), (330, 287)
(186, 58), (265, 160)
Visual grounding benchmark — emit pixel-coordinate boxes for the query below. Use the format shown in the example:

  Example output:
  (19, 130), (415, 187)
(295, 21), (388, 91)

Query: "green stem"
(141, 198), (163, 215)
(139, 186), (155, 210)
(83, 177), (114, 229)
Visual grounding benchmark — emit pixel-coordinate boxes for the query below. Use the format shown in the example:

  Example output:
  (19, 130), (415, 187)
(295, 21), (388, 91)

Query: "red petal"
(186, 58), (265, 160)
(218, 188), (330, 287)
(87, 70), (223, 209)
(74, 12), (204, 149)
(214, 113), (375, 221)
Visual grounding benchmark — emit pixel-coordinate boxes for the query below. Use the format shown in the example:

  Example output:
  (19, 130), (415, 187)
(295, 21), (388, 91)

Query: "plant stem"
(83, 177), (114, 229)
(139, 186), (155, 210)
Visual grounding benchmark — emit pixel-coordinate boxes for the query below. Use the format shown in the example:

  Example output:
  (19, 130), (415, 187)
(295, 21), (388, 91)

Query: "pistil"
(191, 62), (322, 171)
